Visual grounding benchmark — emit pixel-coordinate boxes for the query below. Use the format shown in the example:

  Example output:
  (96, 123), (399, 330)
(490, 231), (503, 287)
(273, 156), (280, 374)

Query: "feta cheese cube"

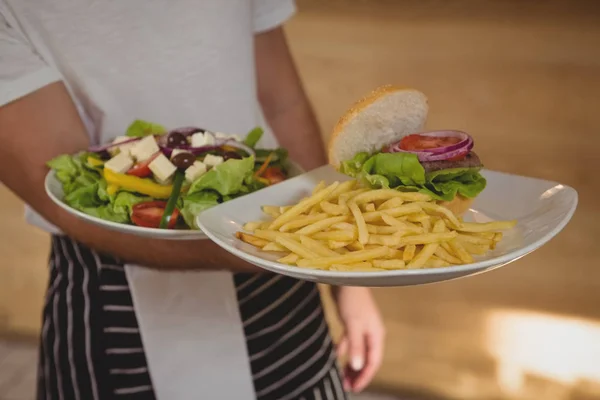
(108, 136), (136, 156)
(130, 135), (160, 162)
(191, 132), (215, 148)
(154, 175), (173, 185)
(203, 154), (224, 167)
(185, 161), (207, 182)
(148, 154), (177, 183)
(104, 152), (134, 174)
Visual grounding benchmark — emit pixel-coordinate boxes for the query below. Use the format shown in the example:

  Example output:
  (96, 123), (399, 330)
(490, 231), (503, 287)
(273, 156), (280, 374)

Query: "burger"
(328, 85), (486, 215)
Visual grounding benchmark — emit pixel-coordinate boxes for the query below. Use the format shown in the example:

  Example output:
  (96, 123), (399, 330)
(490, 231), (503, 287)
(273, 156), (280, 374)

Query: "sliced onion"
(159, 141), (227, 157)
(168, 126), (205, 136)
(222, 139), (255, 157)
(160, 139), (255, 158)
(88, 137), (141, 153)
(384, 130), (474, 162)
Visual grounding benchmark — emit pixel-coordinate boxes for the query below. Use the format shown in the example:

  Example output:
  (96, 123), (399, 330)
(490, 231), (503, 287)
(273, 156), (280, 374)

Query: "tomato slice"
(131, 200), (180, 229)
(263, 167), (286, 185)
(399, 134), (462, 151)
(126, 152), (160, 178)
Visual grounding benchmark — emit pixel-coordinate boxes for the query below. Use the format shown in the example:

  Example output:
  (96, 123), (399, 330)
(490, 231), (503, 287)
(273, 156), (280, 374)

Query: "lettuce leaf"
(187, 157), (255, 196)
(126, 119), (167, 137)
(180, 191), (220, 229)
(47, 153), (102, 194)
(340, 152), (486, 201)
(244, 127), (263, 148)
(48, 153), (154, 223)
(112, 192), (152, 215)
(181, 156), (268, 227)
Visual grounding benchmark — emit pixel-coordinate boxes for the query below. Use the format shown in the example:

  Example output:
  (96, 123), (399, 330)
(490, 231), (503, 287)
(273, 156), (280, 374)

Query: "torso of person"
(1, 2), (346, 399)
(1, 0), (280, 231)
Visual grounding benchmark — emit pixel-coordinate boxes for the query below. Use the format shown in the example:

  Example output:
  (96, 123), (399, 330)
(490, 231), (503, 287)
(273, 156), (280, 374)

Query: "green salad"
(47, 120), (289, 230)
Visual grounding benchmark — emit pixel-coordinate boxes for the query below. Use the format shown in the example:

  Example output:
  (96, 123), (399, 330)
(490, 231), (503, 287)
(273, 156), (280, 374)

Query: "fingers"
(350, 330), (384, 392)
(346, 321), (365, 372)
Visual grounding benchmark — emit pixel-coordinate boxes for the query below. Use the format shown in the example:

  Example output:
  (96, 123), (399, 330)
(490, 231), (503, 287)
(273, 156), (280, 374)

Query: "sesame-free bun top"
(328, 85), (429, 168)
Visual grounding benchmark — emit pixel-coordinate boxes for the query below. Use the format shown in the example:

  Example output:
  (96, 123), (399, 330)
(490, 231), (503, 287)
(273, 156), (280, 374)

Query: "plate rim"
(44, 159), (305, 239)
(44, 169), (205, 237)
(197, 169), (579, 278)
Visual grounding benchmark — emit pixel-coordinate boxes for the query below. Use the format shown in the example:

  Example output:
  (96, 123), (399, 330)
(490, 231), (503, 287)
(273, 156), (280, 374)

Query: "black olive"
(171, 152), (196, 169)
(223, 151), (242, 161)
(167, 132), (188, 147)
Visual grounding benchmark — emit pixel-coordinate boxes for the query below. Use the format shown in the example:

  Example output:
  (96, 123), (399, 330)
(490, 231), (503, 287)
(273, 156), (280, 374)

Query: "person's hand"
(332, 286), (385, 393)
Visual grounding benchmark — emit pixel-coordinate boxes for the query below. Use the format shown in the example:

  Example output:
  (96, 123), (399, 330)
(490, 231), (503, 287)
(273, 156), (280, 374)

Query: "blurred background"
(1, 0), (599, 399)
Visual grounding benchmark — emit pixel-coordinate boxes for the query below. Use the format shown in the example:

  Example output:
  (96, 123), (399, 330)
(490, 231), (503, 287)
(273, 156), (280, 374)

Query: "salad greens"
(340, 151), (486, 201)
(125, 119), (167, 137)
(47, 121), (289, 230)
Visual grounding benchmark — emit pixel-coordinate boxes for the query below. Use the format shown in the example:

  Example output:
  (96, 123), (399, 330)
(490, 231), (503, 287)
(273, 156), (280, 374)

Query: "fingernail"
(351, 356), (364, 371)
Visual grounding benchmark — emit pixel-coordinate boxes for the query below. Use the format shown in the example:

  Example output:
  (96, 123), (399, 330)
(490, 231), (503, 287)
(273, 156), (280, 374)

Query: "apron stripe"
(114, 385), (153, 395)
(110, 367), (149, 375)
(245, 286), (319, 340)
(103, 305), (135, 312)
(252, 319), (328, 379)
(238, 275), (283, 306)
(234, 274), (347, 400)
(72, 240), (101, 400)
(59, 237), (82, 400)
(39, 237), (346, 400)
(242, 280), (305, 327)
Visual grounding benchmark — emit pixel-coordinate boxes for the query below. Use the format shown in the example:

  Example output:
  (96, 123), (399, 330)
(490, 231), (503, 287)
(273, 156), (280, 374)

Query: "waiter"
(0, 0), (385, 399)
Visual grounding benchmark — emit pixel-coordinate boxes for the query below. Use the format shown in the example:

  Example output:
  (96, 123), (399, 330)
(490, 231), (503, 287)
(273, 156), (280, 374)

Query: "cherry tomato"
(131, 201), (180, 229)
(263, 167), (286, 185)
(126, 152), (160, 178)
(399, 134), (462, 151)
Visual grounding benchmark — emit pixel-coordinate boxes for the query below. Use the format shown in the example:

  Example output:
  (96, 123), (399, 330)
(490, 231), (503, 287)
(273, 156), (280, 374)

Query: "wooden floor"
(1, 1), (600, 399)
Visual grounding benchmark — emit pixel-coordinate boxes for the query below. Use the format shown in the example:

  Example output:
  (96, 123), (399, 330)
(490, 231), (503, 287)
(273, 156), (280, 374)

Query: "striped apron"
(37, 235), (347, 400)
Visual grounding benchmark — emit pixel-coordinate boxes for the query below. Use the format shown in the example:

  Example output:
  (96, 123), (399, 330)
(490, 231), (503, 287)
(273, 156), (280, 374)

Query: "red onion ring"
(222, 139), (255, 158)
(160, 138), (255, 158)
(384, 130), (474, 162)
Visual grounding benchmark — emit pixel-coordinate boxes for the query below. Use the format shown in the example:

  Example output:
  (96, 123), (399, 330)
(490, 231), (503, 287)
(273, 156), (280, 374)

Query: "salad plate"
(196, 165), (578, 287)
(45, 120), (302, 240)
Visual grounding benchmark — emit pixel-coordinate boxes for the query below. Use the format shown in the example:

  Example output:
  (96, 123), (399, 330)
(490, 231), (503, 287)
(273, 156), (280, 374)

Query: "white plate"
(45, 162), (304, 241)
(197, 165), (578, 287)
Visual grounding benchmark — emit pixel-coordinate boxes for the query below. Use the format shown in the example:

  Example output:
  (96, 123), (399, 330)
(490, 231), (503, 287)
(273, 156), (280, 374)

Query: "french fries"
(236, 179), (517, 272)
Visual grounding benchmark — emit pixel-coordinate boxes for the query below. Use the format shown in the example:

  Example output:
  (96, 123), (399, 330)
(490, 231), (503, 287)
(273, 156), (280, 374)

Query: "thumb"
(347, 322), (365, 371)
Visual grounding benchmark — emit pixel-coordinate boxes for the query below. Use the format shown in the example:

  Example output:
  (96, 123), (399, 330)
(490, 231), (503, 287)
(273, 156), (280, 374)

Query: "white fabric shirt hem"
(253, 0), (296, 33)
(0, 66), (62, 107)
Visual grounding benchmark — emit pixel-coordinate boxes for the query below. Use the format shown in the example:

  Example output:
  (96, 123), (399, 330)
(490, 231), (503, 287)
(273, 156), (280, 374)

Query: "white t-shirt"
(1, 2), (298, 398)
(0, 0), (295, 232)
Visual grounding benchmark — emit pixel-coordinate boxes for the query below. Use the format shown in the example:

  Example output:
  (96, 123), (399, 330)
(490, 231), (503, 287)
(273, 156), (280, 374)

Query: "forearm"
(255, 27), (327, 171)
(0, 82), (259, 272)
(50, 207), (258, 272)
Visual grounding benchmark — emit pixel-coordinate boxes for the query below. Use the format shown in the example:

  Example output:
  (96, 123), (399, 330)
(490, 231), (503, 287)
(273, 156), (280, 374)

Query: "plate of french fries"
(196, 165), (577, 287)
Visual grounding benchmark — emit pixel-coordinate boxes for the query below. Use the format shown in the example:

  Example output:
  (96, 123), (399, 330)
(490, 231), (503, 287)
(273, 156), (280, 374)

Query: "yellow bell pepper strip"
(254, 152), (274, 178)
(87, 156), (104, 167)
(103, 168), (173, 199)
(106, 184), (120, 196)
(256, 176), (270, 186)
